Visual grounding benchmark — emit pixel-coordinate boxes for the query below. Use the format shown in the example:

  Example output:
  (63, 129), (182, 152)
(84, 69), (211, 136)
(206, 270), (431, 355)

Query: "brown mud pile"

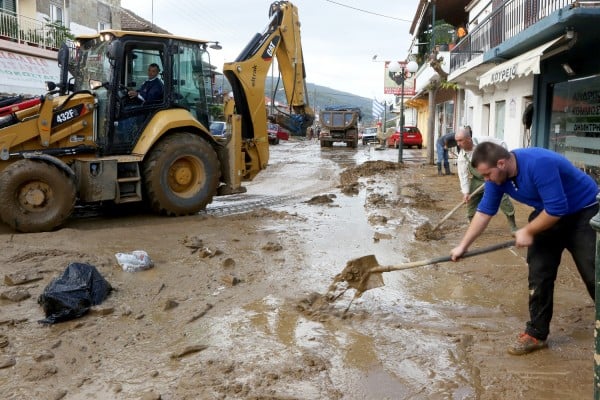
(414, 221), (444, 241)
(339, 160), (404, 192)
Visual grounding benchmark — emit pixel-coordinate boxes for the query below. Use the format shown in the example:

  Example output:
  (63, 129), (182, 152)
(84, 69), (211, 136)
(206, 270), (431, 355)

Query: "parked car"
(387, 126), (423, 149)
(267, 122), (289, 144)
(209, 121), (226, 137)
(362, 127), (379, 145)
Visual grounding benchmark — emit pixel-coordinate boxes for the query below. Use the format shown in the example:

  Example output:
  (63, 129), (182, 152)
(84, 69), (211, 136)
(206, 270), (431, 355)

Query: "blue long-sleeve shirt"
(477, 147), (598, 217)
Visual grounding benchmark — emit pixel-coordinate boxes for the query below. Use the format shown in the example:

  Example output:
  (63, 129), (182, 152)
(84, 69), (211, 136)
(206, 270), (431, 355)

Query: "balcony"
(450, 0), (577, 73)
(0, 10), (70, 51)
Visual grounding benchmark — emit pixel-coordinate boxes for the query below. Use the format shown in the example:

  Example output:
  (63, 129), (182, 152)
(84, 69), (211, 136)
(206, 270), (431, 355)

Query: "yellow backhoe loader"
(0, 1), (313, 232)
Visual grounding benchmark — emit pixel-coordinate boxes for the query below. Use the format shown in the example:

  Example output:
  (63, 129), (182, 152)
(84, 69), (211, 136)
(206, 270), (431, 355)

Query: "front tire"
(143, 132), (220, 216)
(0, 159), (76, 232)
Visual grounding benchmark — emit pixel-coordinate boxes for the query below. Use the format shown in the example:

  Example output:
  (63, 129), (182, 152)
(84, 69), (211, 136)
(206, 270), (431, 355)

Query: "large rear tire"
(143, 132), (220, 216)
(0, 159), (76, 232)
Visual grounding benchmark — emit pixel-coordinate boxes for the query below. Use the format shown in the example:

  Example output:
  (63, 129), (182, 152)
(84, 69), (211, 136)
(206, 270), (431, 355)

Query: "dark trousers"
(525, 204), (597, 340)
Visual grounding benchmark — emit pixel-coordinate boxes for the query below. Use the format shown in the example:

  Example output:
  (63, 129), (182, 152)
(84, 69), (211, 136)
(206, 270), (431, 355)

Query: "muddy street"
(0, 140), (594, 399)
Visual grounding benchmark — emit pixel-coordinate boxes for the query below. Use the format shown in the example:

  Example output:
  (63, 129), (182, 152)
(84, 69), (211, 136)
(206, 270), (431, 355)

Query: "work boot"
(507, 332), (548, 355)
(443, 162), (453, 175)
(437, 163), (443, 176)
(507, 214), (518, 235)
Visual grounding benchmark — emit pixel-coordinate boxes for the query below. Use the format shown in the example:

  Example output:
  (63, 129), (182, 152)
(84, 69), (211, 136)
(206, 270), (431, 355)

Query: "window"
(332, 113), (344, 126)
(172, 41), (211, 126)
(436, 100), (455, 138)
(50, 4), (63, 24)
(550, 75), (600, 182)
(495, 100), (505, 140)
(125, 46), (163, 92)
(0, 0), (16, 14)
(98, 22), (111, 31)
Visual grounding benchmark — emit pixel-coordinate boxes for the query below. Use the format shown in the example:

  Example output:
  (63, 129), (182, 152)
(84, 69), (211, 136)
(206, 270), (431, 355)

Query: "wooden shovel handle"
(431, 184), (485, 232)
(371, 240), (516, 273)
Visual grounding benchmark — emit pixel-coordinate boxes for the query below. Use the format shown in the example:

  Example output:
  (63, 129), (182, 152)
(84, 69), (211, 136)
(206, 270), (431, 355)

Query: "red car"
(387, 126), (423, 149)
(267, 123), (289, 144)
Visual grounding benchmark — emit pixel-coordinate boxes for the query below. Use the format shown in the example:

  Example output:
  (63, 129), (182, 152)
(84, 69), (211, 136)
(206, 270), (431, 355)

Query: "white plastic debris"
(115, 250), (154, 272)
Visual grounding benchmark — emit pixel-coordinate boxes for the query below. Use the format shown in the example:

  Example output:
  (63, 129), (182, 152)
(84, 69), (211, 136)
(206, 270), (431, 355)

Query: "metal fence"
(0, 10), (70, 50)
(450, 0), (576, 72)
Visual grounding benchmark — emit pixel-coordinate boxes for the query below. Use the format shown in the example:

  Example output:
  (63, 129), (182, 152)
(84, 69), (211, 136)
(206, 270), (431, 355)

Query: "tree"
(424, 42), (458, 165)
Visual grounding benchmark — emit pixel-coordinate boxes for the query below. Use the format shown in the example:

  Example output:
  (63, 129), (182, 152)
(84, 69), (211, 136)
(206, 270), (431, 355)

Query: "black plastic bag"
(38, 262), (112, 324)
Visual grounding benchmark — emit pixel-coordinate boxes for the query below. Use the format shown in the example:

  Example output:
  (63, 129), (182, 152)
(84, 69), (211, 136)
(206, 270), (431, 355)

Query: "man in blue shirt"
(436, 132), (457, 176)
(128, 63), (163, 104)
(450, 142), (598, 355)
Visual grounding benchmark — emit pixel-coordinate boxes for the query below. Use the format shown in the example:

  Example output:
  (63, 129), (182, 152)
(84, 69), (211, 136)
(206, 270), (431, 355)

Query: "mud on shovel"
(330, 240), (516, 301)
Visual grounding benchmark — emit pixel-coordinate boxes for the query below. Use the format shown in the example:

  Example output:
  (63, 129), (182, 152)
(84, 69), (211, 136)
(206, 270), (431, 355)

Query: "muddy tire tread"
(0, 159), (76, 232)
(143, 132), (220, 216)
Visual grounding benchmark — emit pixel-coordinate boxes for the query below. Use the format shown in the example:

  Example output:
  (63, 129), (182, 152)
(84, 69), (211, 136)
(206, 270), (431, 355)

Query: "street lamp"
(388, 60), (419, 163)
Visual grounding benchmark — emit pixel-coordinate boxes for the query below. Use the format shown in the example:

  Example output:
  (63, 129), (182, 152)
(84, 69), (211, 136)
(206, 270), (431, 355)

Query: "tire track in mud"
(203, 194), (299, 216)
(71, 193), (303, 220)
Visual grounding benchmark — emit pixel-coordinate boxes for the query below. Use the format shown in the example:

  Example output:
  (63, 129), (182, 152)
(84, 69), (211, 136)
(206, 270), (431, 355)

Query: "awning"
(478, 36), (563, 89)
(0, 51), (60, 96)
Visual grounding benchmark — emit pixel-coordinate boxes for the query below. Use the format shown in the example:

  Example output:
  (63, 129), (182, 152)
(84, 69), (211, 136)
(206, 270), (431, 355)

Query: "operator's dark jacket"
(138, 78), (163, 104)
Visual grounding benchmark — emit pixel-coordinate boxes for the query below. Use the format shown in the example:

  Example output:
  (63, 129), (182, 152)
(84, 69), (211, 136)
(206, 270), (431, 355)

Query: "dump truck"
(319, 106), (362, 148)
(0, 1), (313, 232)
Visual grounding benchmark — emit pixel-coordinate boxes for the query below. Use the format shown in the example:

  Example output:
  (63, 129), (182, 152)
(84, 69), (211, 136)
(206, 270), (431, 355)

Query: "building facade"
(446, 0), (600, 179)
(0, 0), (122, 96)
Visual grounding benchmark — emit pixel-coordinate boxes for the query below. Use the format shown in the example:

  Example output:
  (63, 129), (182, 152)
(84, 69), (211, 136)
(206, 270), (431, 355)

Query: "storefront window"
(550, 74), (600, 182)
(495, 100), (505, 140)
(436, 100), (455, 138)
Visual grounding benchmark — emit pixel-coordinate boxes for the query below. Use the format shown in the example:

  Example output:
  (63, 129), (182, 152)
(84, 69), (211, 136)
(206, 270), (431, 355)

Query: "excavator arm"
(222, 1), (313, 185)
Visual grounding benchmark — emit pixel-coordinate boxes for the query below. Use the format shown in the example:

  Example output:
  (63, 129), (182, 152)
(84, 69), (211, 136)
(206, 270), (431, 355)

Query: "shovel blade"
(331, 254), (385, 297)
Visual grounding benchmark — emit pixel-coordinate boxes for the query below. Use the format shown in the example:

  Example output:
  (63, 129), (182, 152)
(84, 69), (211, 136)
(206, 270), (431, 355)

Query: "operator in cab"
(128, 63), (164, 104)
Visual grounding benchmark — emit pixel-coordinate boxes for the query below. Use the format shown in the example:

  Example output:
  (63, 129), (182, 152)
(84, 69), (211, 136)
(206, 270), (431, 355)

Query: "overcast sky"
(120, 0), (419, 101)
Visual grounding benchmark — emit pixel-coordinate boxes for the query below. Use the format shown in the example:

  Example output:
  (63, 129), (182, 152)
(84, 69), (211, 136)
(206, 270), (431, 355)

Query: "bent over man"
(454, 127), (517, 234)
(450, 142), (598, 355)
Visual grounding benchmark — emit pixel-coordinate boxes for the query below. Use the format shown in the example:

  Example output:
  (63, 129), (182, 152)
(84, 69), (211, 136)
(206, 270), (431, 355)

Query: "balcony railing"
(450, 0), (576, 72)
(0, 10), (70, 51)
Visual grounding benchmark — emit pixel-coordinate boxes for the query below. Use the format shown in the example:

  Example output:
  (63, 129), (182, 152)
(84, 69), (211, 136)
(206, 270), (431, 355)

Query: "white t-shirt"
(457, 136), (507, 194)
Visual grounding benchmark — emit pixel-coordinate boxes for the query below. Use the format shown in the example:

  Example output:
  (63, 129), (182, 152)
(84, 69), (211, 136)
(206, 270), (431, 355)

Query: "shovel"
(415, 184), (485, 241)
(330, 240), (516, 299)
(430, 184), (484, 232)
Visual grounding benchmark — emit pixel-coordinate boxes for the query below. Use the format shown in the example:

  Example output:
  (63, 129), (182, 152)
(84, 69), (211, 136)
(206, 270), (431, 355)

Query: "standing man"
(450, 142), (598, 355)
(436, 132), (457, 175)
(128, 63), (164, 104)
(454, 126), (517, 233)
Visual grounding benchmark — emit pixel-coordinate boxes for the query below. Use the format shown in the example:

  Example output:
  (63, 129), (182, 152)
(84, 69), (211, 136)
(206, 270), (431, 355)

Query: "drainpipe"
(591, 200), (600, 399)
(426, 0), (437, 165)
(430, 0), (436, 52)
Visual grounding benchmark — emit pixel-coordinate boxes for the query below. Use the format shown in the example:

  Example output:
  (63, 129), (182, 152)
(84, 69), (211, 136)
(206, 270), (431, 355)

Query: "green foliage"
(439, 80), (458, 90)
(432, 21), (455, 45)
(43, 18), (75, 49)
(209, 104), (224, 120)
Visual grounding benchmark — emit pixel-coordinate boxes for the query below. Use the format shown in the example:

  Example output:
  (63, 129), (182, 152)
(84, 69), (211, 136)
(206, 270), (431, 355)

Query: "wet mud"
(0, 141), (594, 399)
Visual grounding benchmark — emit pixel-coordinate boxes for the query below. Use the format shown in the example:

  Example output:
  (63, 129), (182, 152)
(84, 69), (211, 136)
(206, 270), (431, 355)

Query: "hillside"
(216, 76), (377, 125)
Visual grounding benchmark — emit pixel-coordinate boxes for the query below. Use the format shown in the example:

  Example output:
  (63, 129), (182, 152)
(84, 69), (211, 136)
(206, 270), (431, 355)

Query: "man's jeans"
(525, 204), (598, 340)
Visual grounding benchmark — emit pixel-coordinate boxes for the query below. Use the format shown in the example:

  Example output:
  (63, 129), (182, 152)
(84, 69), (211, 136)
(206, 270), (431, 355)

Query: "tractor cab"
(71, 31), (214, 155)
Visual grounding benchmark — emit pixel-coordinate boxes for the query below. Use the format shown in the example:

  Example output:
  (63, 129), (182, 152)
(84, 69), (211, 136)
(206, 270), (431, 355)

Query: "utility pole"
(383, 101), (387, 131)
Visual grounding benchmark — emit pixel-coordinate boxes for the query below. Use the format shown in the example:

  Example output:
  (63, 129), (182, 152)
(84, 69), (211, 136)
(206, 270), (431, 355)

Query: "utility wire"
(323, 0), (412, 22)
